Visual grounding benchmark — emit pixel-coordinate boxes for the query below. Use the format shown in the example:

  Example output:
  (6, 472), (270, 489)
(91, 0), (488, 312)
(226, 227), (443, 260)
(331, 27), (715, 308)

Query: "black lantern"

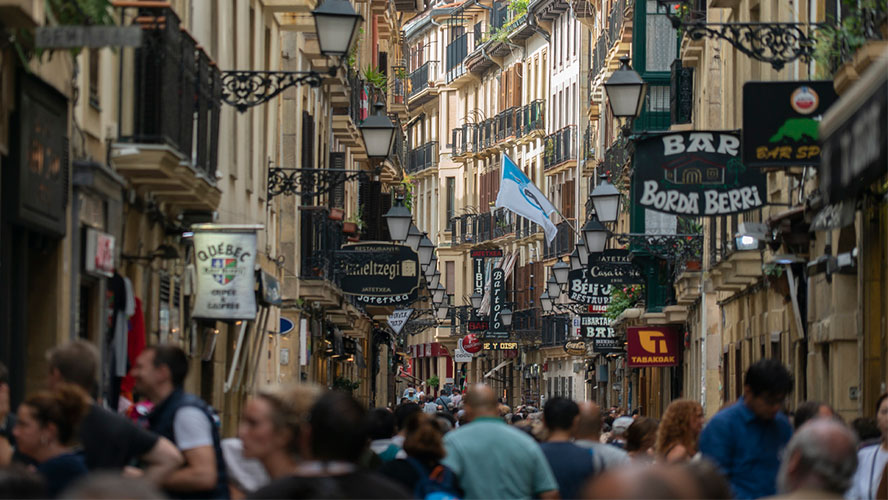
(359, 102), (396, 158)
(384, 197), (412, 242)
(417, 235), (435, 268)
(576, 239), (589, 267)
(501, 308), (513, 327)
(425, 256), (437, 279)
(570, 248), (582, 271)
(432, 284), (446, 304)
(552, 260), (570, 285)
(547, 276), (561, 298)
(590, 173), (622, 223)
(470, 292), (483, 309)
(406, 224), (423, 251)
(430, 271), (441, 289)
(582, 216), (609, 255)
(604, 56), (647, 119)
(312, 0), (363, 57)
(540, 292), (553, 312)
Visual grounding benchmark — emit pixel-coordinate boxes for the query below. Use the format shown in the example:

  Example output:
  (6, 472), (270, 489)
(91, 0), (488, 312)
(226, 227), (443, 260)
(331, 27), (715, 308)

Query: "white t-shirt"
(173, 406), (215, 451)
(847, 445), (888, 499)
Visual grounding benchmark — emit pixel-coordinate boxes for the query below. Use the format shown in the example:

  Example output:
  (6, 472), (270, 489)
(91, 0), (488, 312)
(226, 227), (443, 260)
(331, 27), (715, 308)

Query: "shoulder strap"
(589, 447), (605, 472)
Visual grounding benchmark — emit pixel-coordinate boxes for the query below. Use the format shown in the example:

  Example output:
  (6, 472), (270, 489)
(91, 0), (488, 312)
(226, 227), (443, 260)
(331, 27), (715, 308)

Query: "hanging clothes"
(120, 297), (146, 397)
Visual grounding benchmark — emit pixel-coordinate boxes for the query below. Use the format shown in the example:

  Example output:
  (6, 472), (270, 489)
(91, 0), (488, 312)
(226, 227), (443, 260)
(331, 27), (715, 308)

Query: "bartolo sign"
(337, 243), (420, 298)
(633, 131), (767, 217)
(192, 225), (261, 320)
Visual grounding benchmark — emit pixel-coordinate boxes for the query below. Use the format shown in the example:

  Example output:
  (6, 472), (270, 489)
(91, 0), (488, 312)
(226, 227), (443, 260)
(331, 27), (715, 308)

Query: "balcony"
(517, 100), (545, 141)
(387, 66), (408, 121)
(588, 0), (632, 102)
(298, 207), (347, 308)
(474, 208), (513, 244)
(495, 107), (519, 144)
(393, 0), (422, 12)
(451, 123), (477, 160)
(406, 141), (438, 175)
(633, 84), (672, 133)
(516, 216), (542, 240)
(407, 61), (439, 108)
(542, 221), (573, 260)
(332, 69), (367, 157)
(541, 314), (570, 348)
(446, 32), (470, 84)
(113, 7), (221, 212)
(450, 214), (476, 246)
(543, 125), (578, 174)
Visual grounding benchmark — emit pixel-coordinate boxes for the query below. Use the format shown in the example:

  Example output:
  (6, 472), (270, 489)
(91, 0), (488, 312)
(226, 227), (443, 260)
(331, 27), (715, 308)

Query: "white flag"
(495, 154), (559, 243)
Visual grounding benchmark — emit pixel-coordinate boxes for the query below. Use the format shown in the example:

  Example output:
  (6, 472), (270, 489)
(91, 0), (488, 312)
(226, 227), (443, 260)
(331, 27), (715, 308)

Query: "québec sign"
(633, 131), (767, 217)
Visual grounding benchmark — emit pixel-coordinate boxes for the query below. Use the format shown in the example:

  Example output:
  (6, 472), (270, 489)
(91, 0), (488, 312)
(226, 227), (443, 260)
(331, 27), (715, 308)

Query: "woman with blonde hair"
(656, 399), (705, 463)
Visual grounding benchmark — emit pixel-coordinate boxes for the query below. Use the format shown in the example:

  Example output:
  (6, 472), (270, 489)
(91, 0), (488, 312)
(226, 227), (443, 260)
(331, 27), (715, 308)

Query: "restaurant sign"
(742, 81), (838, 168)
(585, 250), (643, 285)
(581, 315), (621, 353)
(633, 132), (767, 217)
(568, 269), (612, 313)
(487, 268), (508, 339)
(627, 326), (679, 367)
(337, 243), (421, 298)
(192, 225), (260, 320)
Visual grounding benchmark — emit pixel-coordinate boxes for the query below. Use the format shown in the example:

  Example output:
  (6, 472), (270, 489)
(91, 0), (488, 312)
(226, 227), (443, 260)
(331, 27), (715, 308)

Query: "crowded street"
(0, 0), (887, 498)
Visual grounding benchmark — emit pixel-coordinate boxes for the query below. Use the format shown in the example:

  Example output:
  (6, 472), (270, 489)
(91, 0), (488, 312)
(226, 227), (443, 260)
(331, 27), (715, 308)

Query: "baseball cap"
(612, 416), (634, 435)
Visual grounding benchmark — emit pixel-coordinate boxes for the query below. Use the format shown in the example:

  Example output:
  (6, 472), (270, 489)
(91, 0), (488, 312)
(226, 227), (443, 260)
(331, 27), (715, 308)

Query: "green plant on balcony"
(346, 206), (366, 232)
(426, 375), (440, 389)
(332, 376), (361, 394)
(605, 284), (645, 322)
(363, 64), (388, 94)
(400, 175), (415, 211)
(346, 27), (365, 70)
(813, 0), (887, 75)
(395, 67), (408, 80)
(13, 0), (115, 64)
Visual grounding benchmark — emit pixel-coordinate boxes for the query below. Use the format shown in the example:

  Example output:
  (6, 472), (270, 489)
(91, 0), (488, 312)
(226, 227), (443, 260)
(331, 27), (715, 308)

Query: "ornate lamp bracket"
(221, 67), (338, 113)
(612, 233), (704, 262)
(267, 164), (375, 199)
(659, 1), (823, 71)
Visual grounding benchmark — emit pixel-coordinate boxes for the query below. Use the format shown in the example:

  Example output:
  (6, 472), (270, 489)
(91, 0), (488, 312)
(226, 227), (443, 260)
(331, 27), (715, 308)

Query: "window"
(88, 49), (99, 108)
(446, 176), (455, 230)
(643, 0), (678, 73)
(446, 261), (455, 295)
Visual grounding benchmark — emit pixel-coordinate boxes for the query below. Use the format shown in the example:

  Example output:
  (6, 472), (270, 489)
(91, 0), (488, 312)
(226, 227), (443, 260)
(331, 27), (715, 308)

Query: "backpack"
(405, 457), (461, 500)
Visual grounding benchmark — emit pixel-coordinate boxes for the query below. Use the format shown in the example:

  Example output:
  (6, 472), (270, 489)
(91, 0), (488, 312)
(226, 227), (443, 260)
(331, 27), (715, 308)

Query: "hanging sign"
(627, 326), (680, 367)
(453, 337), (474, 362)
(563, 340), (587, 356)
(473, 256), (485, 296)
(582, 315), (621, 353)
(259, 271), (282, 306)
(280, 317), (295, 335)
(84, 228), (115, 278)
(742, 81), (838, 168)
(482, 340), (519, 350)
(337, 243), (421, 298)
(387, 308), (413, 335)
(568, 269), (613, 313)
(585, 250), (644, 285)
(192, 225), (260, 320)
(633, 131), (767, 217)
(487, 268), (508, 339)
(462, 334), (483, 353)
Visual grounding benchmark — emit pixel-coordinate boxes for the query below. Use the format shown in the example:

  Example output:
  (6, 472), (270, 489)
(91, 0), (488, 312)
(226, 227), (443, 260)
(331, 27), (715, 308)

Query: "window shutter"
(329, 152), (346, 209)
(513, 66), (522, 108)
(563, 179), (575, 219)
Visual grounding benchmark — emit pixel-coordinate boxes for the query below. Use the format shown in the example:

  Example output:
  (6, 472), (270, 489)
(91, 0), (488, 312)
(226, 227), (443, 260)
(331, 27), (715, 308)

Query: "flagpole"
(553, 207), (581, 237)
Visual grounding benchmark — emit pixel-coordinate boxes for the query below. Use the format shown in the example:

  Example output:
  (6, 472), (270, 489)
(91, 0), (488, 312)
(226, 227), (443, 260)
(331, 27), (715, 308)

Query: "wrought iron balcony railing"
(406, 141), (438, 174)
(451, 123), (478, 157)
(516, 216), (541, 239)
(121, 7), (221, 180)
(543, 125), (578, 170)
(517, 100), (545, 137)
(389, 66), (408, 108)
(300, 208), (344, 280)
(474, 208), (512, 243)
(446, 32), (469, 74)
(408, 61), (434, 98)
(542, 221), (574, 259)
(495, 107), (518, 142)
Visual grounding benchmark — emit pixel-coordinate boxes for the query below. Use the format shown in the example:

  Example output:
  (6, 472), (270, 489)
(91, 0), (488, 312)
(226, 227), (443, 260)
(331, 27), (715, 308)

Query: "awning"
(484, 359), (513, 378)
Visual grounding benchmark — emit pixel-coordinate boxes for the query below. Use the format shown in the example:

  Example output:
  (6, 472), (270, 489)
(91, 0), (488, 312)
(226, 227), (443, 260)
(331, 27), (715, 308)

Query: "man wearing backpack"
(442, 384), (558, 499)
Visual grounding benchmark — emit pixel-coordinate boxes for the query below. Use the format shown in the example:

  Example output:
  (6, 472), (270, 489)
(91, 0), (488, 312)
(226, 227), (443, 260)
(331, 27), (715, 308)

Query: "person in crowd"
(450, 388), (462, 408)
(46, 341), (183, 482)
(60, 473), (166, 499)
(12, 384), (89, 497)
(684, 459), (734, 499)
(582, 461), (709, 499)
(574, 401), (630, 471)
(0, 464), (46, 499)
(847, 393), (888, 499)
(625, 417), (659, 462)
(0, 363), (14, 467)
(656, 400), (704, 463)
(699, 358), (794, 499)
(770, 418), (857, 500)
(387, 402), (422, 461)
(367, 407), (401, 462)
(851, 416), (881, 449)
(379, 412), (463, 496)
(608, 416), (634, 448)
(420, 395), (436, 415)
(539, 397), (599, 499)
(435, 411), (455, 434)
(250, 391), (410, 499)
(235, 383), (321, 495)
(220, 438), (268, 500)
(441, 384), (558, 499)
(133, 345), (228, 499)
(794, 401), (837, 430)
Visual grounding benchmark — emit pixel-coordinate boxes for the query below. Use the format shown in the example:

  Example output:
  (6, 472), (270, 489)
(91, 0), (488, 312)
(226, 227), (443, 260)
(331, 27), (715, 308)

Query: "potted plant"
(764, 263), (790, 299)
(332, 376), (361, 395)
(426, 375), (440, 394)
(329, 208), (345, 221)
(605, 285), (645, 322)
(343, 206), (364, 234)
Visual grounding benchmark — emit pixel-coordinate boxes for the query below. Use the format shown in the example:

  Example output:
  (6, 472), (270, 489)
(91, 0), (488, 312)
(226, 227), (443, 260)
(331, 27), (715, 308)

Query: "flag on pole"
(495, 154), (559, 243)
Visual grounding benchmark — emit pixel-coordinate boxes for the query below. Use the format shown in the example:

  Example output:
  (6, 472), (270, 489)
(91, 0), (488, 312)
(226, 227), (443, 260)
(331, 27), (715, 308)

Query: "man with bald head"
(442, 384), (558, 499)
(770, 419), (858, 499)
(574, 401), (630, 470)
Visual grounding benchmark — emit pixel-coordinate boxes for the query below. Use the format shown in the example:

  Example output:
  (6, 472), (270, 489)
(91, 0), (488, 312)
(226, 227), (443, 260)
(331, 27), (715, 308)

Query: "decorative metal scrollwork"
(612, 233), (704, 262)
(267, 167), (373, 199)
(221, 69), (334, 112)
(683, 22), (821, 71)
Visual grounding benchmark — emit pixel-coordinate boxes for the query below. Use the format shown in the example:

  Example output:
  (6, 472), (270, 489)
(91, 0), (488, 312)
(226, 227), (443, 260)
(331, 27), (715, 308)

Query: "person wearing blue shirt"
(699, 359), (794, 499)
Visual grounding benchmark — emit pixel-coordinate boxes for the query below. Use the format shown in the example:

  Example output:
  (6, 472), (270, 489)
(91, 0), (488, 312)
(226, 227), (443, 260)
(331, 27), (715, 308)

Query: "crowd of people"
(0, 344), (886, 500)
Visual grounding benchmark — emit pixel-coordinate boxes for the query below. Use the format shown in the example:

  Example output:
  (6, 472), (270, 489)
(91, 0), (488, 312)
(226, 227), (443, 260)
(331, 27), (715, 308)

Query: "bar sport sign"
(633, 131), (767, 217)
(336, 243), (421, 298)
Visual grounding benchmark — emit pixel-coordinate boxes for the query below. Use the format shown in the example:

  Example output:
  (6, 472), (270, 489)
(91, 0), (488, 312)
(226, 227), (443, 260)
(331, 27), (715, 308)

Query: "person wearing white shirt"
(847, 394), (888, 499)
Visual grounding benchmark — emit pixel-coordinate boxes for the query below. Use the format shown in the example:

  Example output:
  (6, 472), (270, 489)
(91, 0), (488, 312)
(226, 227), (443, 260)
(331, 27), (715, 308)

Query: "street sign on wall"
(337, 243), (420, 298)
(742, 81), (838, 168)
(627, 326), (680, 367)
(633, 131), (767, 217)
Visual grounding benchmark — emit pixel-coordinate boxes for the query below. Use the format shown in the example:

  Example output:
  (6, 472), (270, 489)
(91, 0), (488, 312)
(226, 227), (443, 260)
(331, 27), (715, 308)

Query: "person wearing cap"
(608, 417), (634, 449)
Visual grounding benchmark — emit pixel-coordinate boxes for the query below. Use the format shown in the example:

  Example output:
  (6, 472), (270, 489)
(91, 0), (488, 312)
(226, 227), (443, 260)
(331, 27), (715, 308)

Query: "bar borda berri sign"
(633, 131), (767, 217)
(337, 243), (420, 304)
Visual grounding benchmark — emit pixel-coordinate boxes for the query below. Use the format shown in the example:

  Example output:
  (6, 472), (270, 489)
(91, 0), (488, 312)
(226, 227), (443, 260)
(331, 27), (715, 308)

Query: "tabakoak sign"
(627, 326), (680, 367)
(633, 131), (767, 217)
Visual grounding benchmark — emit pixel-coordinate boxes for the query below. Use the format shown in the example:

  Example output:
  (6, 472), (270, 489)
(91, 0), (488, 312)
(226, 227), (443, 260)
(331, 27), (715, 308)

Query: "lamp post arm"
(221, 67), (339, 113)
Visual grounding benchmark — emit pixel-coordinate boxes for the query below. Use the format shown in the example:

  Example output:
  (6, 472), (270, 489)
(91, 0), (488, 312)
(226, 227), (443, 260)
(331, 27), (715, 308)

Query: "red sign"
(462, 334), (482, 354)
(467, 321), (489, 332)
(627, 327), (680, 367)
(470, 249), (503, 258)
